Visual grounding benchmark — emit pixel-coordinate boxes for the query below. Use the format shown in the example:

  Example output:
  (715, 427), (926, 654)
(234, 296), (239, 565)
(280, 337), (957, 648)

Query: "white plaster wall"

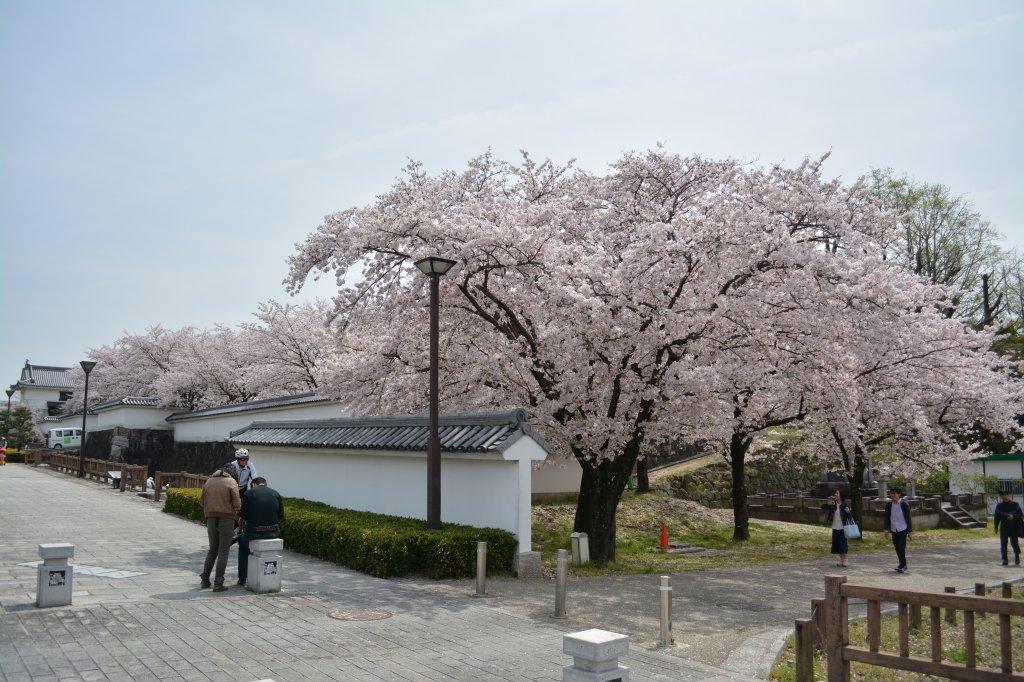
(248, 446), (520, 536)
(979, 461), (1024, 480)
(170, 402), (347, 442)
(18, 386), (63, 413)
(532, 457), (582, 495)
(40, 415), (97, 434)
(95, 406), (176, 430)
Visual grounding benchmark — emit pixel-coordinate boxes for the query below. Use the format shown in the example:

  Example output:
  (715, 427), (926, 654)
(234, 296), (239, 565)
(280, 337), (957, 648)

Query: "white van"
(47, 428), (82, 449)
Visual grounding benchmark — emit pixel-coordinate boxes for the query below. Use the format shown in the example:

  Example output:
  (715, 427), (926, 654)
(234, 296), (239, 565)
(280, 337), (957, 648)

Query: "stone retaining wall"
(81, 428), (231, 477)
(747, 492), (987, 531)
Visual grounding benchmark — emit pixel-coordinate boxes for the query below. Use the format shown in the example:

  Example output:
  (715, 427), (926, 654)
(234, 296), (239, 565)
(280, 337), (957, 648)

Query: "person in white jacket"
(223, 448), (258, 495)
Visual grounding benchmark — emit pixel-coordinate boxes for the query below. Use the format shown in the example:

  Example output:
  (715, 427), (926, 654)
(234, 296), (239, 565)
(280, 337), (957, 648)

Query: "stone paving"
(0, 465), (755, 682)
(419, 515), (1021, 678)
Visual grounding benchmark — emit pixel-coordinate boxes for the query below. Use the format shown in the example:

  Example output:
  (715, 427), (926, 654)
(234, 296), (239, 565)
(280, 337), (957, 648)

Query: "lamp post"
(5, 388), (12, 413)
(78, 361), (96, 478)
(414, 256), (456, 530)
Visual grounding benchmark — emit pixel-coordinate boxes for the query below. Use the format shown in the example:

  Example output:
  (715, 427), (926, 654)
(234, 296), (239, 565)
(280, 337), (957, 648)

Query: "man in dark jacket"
(237, 477), (284, 586)
(994, 490), (1023, 566)
(883, 487), (913, 573)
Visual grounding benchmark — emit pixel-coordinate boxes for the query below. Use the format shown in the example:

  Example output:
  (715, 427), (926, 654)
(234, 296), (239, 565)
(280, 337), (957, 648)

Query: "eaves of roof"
(165, 392), (335, 422)
(228, 409), (553, 455)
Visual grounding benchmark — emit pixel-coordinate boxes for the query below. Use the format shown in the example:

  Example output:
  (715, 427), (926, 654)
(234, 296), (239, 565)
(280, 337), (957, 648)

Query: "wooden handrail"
(841, 584), (1024, 617)
(152, 470), (209, 502)
(808, 576), (1024, 681)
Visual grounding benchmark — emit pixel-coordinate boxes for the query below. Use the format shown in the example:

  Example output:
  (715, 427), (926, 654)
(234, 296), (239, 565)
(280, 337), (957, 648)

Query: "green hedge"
(3, 450), (27, 464)
(163, 488), (517, 579)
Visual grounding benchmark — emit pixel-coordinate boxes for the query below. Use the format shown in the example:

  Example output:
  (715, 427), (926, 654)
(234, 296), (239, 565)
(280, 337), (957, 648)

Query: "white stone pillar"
(563, 629), (630, 681)
(36, 543), (74, 608)
(246, 539), (283, 593)
(570, 532), (590, 566)
(906, 479), (916, 500)
(877, 478), (888, 501)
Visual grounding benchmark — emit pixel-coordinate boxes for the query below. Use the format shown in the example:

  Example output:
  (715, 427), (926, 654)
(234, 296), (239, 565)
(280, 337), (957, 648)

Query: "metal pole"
(554, 548), (568, 618)
(474, 541), (487, 597)
(659, 575), (674, 645)
(427, 273), (441, 529)
(78, 372), (90, 478)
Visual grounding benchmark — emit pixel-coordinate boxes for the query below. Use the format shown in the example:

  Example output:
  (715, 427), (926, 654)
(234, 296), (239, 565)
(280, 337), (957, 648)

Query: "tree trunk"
(573, 452), (636, 565)
(730, 433), (754, 541)
(845, 451), (867, 529)
(635, 457), (650, 493)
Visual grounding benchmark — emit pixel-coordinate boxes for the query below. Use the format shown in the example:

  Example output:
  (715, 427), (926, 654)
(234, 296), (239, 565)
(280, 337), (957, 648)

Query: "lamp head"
(80, 360), (97, 375)
(414, 256), (456, 277)
(5, 389), (13, 398)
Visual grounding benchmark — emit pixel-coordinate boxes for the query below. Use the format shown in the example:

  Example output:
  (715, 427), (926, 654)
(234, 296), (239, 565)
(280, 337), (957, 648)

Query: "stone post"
(570, 532), (590, 566)
(246, 539), (283, 593)
(877, 478), (888, 501)
(36, 543), (74, 608)
(562, 629), (630, 681)
(865, 455), (875, 487)
(906, 479), (916, 500)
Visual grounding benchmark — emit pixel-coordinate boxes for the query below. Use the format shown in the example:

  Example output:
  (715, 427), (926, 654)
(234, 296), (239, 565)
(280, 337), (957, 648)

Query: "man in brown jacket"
(200, 467), (241, 591)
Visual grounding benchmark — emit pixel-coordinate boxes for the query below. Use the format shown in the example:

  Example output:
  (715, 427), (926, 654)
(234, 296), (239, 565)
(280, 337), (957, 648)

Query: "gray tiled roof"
(229, 409), (552, 454)
(43, 409), (95, 422)
(91, 396), (161, 411)
(166, 392), (335, 422)
(18, 363), (73, 389)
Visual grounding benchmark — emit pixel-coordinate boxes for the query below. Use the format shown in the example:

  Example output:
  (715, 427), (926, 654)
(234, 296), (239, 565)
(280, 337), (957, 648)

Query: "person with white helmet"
(224, 448), (258, 495)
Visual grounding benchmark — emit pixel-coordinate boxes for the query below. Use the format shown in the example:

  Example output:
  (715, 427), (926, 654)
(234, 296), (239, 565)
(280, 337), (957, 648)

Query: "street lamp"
(414, 256), (456, 530)
(5, 388), (12, 414)
(78, 360), (97, 478)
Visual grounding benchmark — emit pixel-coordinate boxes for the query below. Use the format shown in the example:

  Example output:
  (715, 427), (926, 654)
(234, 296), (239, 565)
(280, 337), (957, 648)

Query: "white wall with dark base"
(243, 438), (546, 554)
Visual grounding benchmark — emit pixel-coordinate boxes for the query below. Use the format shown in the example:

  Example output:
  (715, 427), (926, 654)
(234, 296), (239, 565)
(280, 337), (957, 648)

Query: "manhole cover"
(328, 608), (392, 621)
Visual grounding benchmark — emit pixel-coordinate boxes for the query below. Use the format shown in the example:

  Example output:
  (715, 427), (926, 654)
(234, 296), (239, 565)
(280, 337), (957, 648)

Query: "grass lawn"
(770, 587), (1024, 680)
(533, 491), (990, 576)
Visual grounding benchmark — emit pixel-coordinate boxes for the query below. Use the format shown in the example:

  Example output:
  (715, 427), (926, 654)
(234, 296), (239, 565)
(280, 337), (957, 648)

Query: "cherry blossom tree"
(66, 325), (202, 410)
(67, 301), (340, 411)
(285, 148), (927, 563)
(803, 273), (1022, 523)
(241, 299), (338, 393)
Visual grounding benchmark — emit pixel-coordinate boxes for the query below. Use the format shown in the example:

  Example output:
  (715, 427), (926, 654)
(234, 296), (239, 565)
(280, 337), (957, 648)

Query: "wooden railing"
(795, 575), (1023, 681)
(38, 450), (148, 492)
(153, 470), (209, 502)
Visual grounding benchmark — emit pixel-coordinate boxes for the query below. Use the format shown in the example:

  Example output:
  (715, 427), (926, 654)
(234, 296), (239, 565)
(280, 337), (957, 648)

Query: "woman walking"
(822, 490), (854, 567)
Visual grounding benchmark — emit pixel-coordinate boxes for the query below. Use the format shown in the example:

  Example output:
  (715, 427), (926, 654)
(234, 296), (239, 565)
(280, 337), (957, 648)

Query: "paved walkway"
(2, 465), (1019, 681)
(413, 521), (1022, 677)
(0, 465), (752, 682)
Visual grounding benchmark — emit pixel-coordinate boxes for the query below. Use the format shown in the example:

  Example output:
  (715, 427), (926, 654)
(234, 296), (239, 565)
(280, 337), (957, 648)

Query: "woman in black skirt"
(822, 490), (854, 567)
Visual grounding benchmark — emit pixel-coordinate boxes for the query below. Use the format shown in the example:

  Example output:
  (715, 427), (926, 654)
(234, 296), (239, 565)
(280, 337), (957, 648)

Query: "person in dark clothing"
(237, 477), (284, 586)
(821, 490), (855, 567)
(883, 487), (913, 573)
(993, 490), (1023, 566)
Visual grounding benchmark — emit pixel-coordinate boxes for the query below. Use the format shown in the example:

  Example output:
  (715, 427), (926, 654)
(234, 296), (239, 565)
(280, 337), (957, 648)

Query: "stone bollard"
(473, 541), (487, 597)
(554, 549), (569, 618)
(36, 543), (74, 608)
(571, 532), (590, 566)
(562, 629), (630, 681)
(658, 576), (674, 646)
(246, 539), (283, 593)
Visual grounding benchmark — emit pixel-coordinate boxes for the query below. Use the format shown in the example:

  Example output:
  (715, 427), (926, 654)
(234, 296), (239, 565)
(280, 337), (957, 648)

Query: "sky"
(1, 0), (1022, 380)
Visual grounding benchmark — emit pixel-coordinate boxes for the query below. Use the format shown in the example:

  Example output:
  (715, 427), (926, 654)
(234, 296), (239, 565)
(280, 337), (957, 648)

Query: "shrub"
(4, 450), (27, 464)
(162, 488), (516, 579)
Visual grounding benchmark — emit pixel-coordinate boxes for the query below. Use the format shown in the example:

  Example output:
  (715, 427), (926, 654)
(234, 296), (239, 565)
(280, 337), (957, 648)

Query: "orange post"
(660, 523), (669, 550)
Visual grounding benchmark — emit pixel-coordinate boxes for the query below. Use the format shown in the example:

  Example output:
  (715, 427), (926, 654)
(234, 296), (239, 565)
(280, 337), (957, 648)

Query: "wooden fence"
(794, 575), (1023, 681)
(37, 450), (148, 492)
(152, 470), (209, 502)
